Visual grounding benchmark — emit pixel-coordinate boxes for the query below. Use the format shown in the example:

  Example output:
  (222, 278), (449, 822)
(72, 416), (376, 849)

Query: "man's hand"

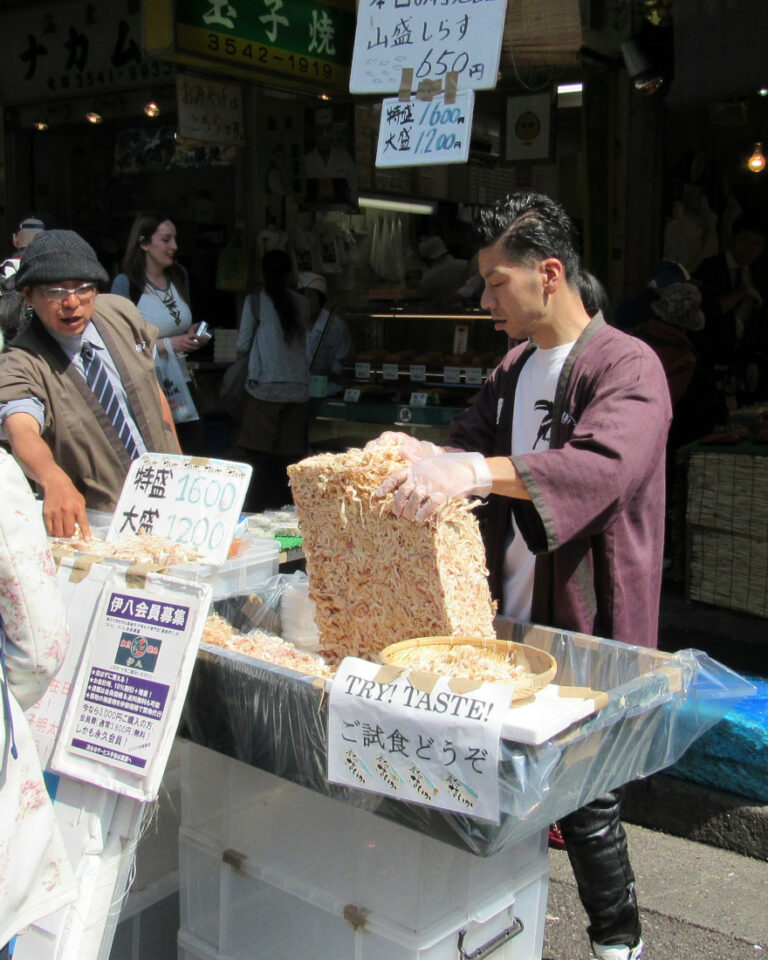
(365, 431), (444, 462)
(375, 452), (492, 521)
(40, 468), (90, 539)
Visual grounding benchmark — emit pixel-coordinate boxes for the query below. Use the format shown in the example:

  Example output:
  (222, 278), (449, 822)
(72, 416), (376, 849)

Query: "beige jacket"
(0, 294), (179, 511)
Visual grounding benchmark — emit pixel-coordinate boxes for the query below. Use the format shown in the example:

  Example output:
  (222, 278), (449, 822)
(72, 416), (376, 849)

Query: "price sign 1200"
(376, 91), (475, 169)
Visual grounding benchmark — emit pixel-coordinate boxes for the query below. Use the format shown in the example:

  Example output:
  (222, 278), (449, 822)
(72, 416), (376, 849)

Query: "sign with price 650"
(107, 453), (252, 565)
(376, 91), (474, 168)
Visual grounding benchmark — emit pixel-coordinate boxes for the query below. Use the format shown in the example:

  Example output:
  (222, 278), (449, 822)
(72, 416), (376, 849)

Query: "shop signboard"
(0, 2), (174, 106)
(328, 657), (513, 822)
(174, 0), (355, 89)
(376, 90), (474, 167)
(51, 572), (210, 800)
(350, 0), (507, 94)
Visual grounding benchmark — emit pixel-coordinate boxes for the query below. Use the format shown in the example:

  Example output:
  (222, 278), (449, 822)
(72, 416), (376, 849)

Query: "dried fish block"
(288, 443), (496, 664)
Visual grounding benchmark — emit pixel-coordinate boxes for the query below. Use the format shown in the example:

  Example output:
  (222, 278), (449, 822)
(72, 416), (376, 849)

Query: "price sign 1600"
(376, 91), (475, 169)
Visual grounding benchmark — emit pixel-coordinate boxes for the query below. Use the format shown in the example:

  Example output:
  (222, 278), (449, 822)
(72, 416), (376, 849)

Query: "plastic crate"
(179, 831), (547, 960)
(171, 537), (279, 600)
(180, 744), (549, 954)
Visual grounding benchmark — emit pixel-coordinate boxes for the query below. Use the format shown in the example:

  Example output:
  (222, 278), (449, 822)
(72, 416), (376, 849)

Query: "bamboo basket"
(379, 636), (557, 700)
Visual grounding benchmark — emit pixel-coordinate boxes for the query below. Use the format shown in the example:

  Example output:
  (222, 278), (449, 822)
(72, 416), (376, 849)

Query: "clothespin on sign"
(398, 68), (414, 102)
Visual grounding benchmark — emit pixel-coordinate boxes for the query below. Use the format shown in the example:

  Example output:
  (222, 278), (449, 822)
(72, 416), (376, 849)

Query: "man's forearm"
(3, 412), (63, 487)
(486, 456), (532, 500)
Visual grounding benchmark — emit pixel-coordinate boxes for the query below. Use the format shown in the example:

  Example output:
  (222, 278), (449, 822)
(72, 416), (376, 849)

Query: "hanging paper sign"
(344, 388), (361, 403)
(410, 364), (427, 382)
(328, 658), (512, 822)
(355, 361), (372, 380)
(465, 367), (483, 386)
(382, 362), (400, 380)
(177, 74), (245, 147)
(376, 91), (474, 168)
(409, 392), (429, 407)
(107, 453), (251, 565)
(443, 365), (462, 384)
(50, 571), (210, 800)
(350, 0), (507, 93)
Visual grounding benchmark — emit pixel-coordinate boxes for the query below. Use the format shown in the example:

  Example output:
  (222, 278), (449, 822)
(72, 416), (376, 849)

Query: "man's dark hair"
(474, 192), (582, 284)
(731, 212), (767, 238)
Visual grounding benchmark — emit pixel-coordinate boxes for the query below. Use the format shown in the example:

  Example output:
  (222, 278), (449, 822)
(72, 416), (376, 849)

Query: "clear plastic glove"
(365, 430), (443, 462)
(375, 452), (492, 521)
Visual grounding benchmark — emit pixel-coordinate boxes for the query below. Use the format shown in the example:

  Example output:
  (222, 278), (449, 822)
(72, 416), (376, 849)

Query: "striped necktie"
(80, 342), (140, 460)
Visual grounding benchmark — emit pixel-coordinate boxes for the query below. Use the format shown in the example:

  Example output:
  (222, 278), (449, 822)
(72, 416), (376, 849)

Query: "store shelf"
(311, 399), (461, 426)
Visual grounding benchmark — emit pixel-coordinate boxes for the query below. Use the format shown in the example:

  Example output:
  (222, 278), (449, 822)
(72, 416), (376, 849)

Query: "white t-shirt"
(136, 282), (193, 337)
(502, 341), (575, 622)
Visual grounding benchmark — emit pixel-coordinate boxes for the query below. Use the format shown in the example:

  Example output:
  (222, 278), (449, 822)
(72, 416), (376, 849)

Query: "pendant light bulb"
(748, 142), (766, 173)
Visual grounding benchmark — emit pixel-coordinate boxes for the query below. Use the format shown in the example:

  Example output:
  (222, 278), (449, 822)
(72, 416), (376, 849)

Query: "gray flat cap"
(15, 229), (109, 288)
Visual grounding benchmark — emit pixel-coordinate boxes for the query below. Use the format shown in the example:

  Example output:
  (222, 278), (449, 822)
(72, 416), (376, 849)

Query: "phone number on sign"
(202, 32), (340, 81)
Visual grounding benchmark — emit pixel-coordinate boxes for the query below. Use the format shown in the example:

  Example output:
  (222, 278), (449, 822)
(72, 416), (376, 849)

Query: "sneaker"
(590, 939), (643, 960)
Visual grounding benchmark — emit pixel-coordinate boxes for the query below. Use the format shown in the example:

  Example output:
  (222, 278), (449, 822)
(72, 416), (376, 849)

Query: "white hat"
(15, 217), (45, 249)
(297, 272), (327, 297)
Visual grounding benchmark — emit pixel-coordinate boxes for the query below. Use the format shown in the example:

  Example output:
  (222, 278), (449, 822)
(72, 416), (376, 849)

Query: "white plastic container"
(179, 744), (549, 959)
(279, 577), (320, 649)
(170, 537), (279, 600)
(179, 831), (547, 960)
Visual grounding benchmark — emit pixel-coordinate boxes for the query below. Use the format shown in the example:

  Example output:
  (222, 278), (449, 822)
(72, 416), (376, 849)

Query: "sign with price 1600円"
(376, 91), (474, 168)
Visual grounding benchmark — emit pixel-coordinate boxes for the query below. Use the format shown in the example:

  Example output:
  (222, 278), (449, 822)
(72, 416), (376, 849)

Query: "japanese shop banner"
(350, 0), (507, 95)
(177, 73), (244, 146)
(0, 2), (174, 106)
(328, 658), (514, 822)
(376, 90), (474, 168)
(175, 0), (355, 89)
(107, 453), (252, 565)
(51, 571), (211, 801)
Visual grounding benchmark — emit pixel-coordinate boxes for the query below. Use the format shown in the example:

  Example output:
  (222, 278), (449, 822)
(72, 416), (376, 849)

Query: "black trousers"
(558, 787), (641, 948)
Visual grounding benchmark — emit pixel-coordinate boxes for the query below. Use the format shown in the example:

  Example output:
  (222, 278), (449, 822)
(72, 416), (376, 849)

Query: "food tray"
(379, 636), (558, 701)
(181, 615), (753, 856)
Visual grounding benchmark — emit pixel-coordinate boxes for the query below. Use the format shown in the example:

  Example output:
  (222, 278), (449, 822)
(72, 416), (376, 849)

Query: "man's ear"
(540, 257), (564, 293)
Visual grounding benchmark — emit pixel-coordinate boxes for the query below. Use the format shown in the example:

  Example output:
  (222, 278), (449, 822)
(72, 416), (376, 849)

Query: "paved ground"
(543, 822), (768, 960)
(541, 581), (768, 960)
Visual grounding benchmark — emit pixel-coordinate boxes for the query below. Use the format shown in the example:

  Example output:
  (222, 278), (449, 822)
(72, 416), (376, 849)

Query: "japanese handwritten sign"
(350, 0), (507, 94)
(177, 74), (244, 146)
(51, 572), (210, 799)
(328, 657), (514, 822)
(175, 0), (355, 89)
(1, 2), (174, 106)
(376, 91), (474, 167)
(107, 453), (252, 565)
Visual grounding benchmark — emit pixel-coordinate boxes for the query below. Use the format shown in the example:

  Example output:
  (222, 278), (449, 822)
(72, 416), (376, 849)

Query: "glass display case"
(309, 303), (507, 450)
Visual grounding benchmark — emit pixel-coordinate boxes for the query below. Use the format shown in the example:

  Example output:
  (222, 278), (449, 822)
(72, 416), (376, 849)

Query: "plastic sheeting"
(181, 583), (754, 857)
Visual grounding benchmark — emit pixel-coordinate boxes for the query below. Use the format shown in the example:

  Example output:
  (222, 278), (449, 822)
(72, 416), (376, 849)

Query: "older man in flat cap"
(0, 229), (179, 538)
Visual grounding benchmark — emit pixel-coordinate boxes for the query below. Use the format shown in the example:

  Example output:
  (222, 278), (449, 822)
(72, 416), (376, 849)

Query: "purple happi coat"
(449, 315), (672, 648)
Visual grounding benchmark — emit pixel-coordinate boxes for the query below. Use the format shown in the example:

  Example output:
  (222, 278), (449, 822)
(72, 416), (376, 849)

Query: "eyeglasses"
(40, 282), (98, 303)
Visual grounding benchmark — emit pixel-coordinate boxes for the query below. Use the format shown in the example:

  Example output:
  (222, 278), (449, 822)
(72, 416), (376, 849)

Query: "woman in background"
(0, 335), (76, 954)
(231, 249), (310, 511)
(112, 212), (207, 453)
